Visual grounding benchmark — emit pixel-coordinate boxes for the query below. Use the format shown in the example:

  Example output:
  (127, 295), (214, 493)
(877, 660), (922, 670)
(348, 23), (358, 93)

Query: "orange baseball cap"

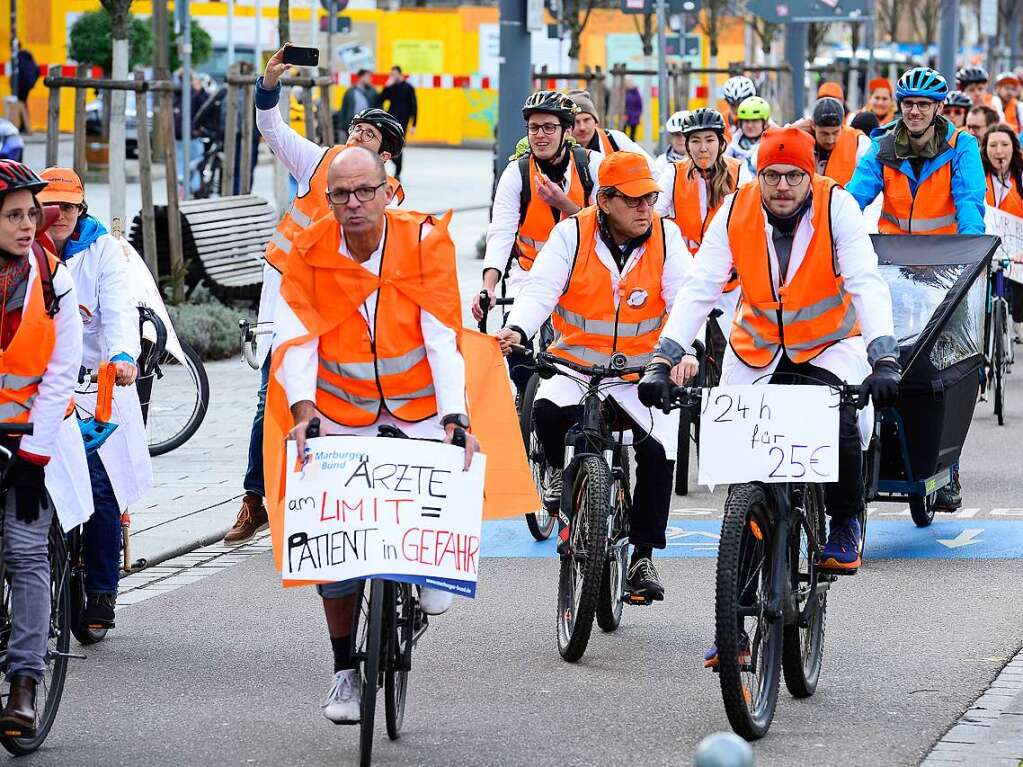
(757, 127), (816, 176)
(598, 152), (660, 197)
(817, 81), (845, 101)
(37, 167), (85, 205)
(867, 77), (892, 94)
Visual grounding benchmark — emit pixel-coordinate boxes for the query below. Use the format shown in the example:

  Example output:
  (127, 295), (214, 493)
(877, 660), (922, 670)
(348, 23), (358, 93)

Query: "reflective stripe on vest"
(879, 130), (959, 235)
(549, 207), (667, 370)
(727, 175), (860, 368)
(316, 376), (379, 415)
(319, 346), (428, 380)
(515, 156), (586, 271)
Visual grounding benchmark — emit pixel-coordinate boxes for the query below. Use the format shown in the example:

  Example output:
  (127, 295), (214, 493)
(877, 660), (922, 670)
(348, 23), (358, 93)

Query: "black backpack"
(517, 145), (595, 226)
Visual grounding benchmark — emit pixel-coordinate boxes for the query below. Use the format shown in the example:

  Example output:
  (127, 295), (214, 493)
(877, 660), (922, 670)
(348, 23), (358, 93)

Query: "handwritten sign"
(283, 436), (486, 598)
(697, 384), (840, 486)
(985, 205), (1023, 285)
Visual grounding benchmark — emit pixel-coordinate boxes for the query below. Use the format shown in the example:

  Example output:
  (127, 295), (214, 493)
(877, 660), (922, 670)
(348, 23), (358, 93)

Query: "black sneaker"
(934, 470), (962, 511)
(542, 467), (562, 512)
(625, 557), (664, 601)
(83, 594), (116, 629)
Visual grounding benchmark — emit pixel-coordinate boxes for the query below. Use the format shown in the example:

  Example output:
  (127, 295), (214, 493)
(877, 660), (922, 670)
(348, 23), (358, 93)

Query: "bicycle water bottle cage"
(78, 417), (119, 455)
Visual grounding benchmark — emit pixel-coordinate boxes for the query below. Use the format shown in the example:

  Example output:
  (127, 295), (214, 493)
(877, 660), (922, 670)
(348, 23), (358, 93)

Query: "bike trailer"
(869, 234), (999, 502)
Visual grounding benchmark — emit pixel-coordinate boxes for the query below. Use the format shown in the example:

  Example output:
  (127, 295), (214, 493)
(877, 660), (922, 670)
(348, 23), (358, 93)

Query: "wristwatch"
(442, 413), (470, 430)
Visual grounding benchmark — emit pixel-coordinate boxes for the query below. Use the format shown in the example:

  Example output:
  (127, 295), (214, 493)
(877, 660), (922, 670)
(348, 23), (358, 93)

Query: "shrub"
(167, 298), (248, 361)
(68, 8), (153, 74)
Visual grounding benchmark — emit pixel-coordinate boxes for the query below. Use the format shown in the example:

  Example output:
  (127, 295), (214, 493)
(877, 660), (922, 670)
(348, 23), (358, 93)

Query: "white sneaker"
(321, 669), (361, 724)
(419, 586), (454, 616)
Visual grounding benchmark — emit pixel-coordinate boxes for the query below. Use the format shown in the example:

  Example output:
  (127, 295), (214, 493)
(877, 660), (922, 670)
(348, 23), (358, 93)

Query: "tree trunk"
(279, 0), (291, 46)
(101, 0), (133, 232)
(276, 2), (293, 211)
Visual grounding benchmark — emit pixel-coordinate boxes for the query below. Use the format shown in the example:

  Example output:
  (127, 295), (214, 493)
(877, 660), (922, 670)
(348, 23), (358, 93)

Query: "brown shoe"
(223, 494), (268, 545)
(0, 676), (36, 737)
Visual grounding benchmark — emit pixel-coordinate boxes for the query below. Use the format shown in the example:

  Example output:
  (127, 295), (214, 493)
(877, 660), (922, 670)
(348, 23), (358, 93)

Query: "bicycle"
(477, 291), (556, 541)
(666, 383), (864, 740)
(0, 423), (85, 754)
(986, 257), (1014, 425)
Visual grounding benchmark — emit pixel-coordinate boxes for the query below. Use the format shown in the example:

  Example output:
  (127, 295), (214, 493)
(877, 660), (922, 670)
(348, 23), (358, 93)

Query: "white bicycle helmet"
(722, 76), (757, 106)
(665, 110), (691, 134)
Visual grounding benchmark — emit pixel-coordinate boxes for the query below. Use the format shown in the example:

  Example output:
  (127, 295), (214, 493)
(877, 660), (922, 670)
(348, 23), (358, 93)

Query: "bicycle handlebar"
(664, 382), (866, 413)
(0, 424), (33, 436)
(477, 291), (515, 333)
(513, 344), (647, 380)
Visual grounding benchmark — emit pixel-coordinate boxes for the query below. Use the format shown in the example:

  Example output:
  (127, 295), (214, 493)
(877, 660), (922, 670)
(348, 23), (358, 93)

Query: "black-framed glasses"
(526, 123), (560, 135)
(348, 124), (382, 142)
(760, 169), (808, 187)
(901, 99), (938, 114)
(606, 190), (658, 208)
(326, 181), (387, 205)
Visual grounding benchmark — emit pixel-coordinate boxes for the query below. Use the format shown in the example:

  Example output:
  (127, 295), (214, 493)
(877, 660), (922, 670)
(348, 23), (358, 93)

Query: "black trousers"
(1011, 281), (1023, 324)
(770, 356), (863, 520)
(532, 398), (674, 549)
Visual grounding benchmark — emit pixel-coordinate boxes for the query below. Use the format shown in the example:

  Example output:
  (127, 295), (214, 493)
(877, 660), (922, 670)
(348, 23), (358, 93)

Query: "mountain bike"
(513, 347), (650, 662)
(477, 292), (556, 541)
(667, 383), (863, 740)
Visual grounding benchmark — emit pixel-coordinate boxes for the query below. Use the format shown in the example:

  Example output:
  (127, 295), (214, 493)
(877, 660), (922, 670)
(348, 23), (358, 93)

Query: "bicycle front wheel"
(353, 580), (384, 767)
(557, 456), (611, 662)
(140, 340), (210, 457)
(384, 583), (412, 740)
(782, 486), (827, 699)
(995, 300), (1007, 425)
(715, 483), (782, 740)
(519, 373), (556, 541)
(0, 518), (71, 755)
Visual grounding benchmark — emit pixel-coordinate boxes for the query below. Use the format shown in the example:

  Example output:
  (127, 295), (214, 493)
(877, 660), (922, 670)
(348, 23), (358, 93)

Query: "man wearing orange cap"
(640, 128), (899, 592)
(495, 151), (695, 602)
(38, 167), (153, 633)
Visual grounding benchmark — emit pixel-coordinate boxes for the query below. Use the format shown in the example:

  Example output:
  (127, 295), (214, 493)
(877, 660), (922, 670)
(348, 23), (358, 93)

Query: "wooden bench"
(130, 194), (277, 302)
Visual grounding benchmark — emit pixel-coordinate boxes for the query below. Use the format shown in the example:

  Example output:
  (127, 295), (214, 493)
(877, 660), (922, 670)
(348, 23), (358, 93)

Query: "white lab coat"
(66, 233), (153, 510)
(19, 259), (92, 531)
(597, 129), (656, 172)
(483, 151), (604, 300)
(658, 185), (896, 446)
(505, 214), (691, 456)
(274, 218), (466, 439)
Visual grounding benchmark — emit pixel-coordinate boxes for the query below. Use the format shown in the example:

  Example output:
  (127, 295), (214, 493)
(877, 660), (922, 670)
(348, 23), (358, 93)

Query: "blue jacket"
(846, 118), (986, 235)
(61, 215), (108, 260)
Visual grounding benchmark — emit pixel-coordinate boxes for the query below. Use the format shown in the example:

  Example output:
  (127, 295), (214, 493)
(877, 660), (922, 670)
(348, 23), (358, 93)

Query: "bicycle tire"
(358, 580), (383, 767)
(384, 583), (411, 740)
(909, 493), (936, 527)
(995, 301), (1006, 426)
(715, 483), (782, 740)
(557, 456), (611, 662)
(781, 485), (827, 699)
(1, 519), (71, 755)
(520, 373), (556, 541)
(675, 405), (692, 496)
(597, 448), (630, 632)
(145, 340), (210, 457)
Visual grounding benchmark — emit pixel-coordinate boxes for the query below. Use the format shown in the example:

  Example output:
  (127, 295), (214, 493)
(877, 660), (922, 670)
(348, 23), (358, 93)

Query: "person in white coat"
(639, 128), (900, 593)
(496, 152), (697, 603)
(38, 168), (151, 630)
(0, 161), (83, 735)
(567, 89), (656, 171)
(222, 46), (409, 546)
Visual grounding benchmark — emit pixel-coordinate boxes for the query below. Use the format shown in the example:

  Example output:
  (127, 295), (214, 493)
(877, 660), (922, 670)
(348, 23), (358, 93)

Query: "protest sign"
(283, 435), (486, 598)
(985, 205), (1023, 285)
(698, 384), (840, 486)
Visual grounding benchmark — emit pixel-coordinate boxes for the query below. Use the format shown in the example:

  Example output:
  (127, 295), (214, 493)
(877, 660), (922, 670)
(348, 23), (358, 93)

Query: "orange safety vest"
(879, 130), (960, 234)
(0, 253), (59, 423)
(265, 145), (405, 272)
(549, 206), (666, 370)
(727, 175), (860, 368)
(987, 174), (1023, 217)
(820, 127), (861, 185)
(671, 156), (742, 254)
(288, 211), (454, 427)
(1003, 98), (1021, 134)
(515, 155), (587, 271)
(597, 129), (620, 156)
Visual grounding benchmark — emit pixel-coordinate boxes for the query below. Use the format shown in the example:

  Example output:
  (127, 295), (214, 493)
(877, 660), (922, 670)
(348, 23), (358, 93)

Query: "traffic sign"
(747, 0), (868, 23)
(620, 0), (702, 15)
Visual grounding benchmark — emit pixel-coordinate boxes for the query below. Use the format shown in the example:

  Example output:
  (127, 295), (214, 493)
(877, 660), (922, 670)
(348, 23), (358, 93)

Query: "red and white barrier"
(0, 62), (104, 79)
(335, 72), (494, 90)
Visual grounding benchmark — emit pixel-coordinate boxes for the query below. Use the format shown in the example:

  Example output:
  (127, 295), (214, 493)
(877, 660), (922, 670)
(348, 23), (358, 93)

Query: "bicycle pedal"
(625, 593), (653, 606)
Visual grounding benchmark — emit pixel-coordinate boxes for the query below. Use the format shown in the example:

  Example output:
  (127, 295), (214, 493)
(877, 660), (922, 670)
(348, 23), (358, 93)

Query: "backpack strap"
(572, 146), (595, 203)
(517, 154), (531, 227)
(606, 131), (620, 152)
(30, 243), (60, 318)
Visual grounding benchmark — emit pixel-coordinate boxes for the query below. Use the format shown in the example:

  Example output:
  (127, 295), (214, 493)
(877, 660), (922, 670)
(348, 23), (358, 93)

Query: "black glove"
(859, 358), (901, 409)
(3, 456), (47, 524)
(638, 361), (674, 412)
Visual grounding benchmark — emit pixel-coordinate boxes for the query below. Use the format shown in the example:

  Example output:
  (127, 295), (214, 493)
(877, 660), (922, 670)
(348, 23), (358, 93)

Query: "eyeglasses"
(606, 190), (658, 208)
(349, 124), (382, 142)
(526, 123), (561, 136)
(760, 170), (808, 187)
(901, 99), (938, 114)
(2, 208), (39, 226)
(55, 202), (83, 216)
(326, 181), (387, 205)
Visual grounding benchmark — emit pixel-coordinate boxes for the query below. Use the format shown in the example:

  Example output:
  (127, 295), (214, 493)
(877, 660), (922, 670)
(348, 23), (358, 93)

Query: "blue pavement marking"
(481, 519), (1023, 559)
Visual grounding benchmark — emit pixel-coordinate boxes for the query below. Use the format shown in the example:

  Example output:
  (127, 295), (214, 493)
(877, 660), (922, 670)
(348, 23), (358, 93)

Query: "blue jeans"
(4, 490), (54, 681)
(84, 452), (121, 596)
(243, 355), (271, 497)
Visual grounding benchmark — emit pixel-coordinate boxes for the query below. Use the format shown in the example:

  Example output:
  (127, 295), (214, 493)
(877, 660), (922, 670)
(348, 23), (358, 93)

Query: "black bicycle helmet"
(944, 90), (972, 108)
(0, 160), (47, 197)
(521, 90), (578, 127)
(955, 65), (989, 87)
(681, 108), (726, 138)
(350, 108), (405, 158)
(812, 96), (846, 127)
